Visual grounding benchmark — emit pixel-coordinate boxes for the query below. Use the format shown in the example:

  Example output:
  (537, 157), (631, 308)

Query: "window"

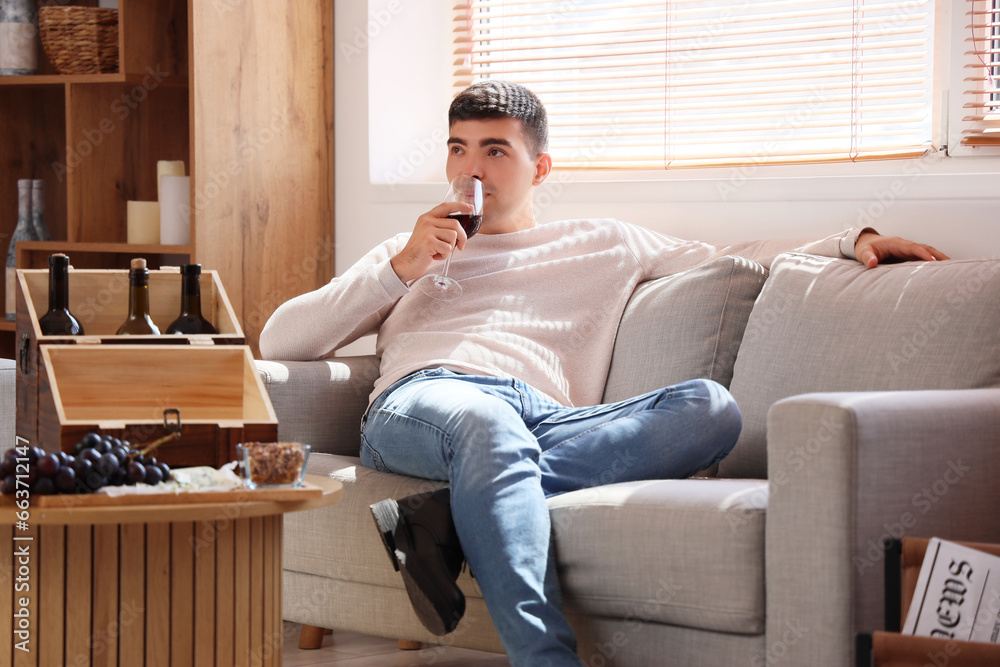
(951, 0), (1000, 150)
(453, 0), (936, 169)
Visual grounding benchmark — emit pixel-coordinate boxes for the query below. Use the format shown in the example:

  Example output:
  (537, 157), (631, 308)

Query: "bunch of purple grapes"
(1, 432), (171, 496)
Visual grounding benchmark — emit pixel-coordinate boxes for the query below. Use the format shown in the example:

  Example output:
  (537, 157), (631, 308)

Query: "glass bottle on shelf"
(165, 264), (218, 334)
(116, 258), (160, 335)
(38, 254), (84, 335)
(5, 179), (35, 321)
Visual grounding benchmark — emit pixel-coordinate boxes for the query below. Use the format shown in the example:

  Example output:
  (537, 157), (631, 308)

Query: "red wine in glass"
(449, 213), (482, 239)
(419, 176), (484, 301)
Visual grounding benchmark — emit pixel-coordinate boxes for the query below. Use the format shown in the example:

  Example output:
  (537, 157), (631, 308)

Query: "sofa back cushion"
(720, 254), (1000, 479)
(603, 255), (768, 403)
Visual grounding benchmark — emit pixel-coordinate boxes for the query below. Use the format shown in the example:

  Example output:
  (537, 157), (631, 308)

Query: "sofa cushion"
(603, 255), (767, 403)
(291, 453), (768, 636)
(722, 254), (1000, 479)
(550, 478), (768, 634)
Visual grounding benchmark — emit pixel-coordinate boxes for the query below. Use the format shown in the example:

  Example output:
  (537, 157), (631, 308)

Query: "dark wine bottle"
(116, 258), (160, 335)
(38, 253), (84, 335)
(165, 264), (218, 335)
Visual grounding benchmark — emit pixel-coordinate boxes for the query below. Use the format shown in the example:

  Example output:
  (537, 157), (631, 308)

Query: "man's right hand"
(390, 202), (473, 284)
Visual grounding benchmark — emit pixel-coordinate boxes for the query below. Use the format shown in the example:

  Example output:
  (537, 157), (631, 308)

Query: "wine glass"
(418, 175), (483, 301)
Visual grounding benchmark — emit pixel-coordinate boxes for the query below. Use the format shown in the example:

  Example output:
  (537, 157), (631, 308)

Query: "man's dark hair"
(449, 80), (548, 156)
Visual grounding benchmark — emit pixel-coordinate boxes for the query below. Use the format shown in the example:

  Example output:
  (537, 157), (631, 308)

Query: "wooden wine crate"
(14, 267), (273, 467)
(35, 344), (277, 467)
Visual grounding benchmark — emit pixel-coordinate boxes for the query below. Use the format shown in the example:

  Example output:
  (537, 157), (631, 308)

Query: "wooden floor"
(281, 622), (512, 666)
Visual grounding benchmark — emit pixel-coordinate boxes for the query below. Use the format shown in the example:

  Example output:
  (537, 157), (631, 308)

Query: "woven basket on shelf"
(38, 6), (119, 75)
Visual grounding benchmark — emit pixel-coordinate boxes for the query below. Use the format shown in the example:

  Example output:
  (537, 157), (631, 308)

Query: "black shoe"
(370, 488), (466, 635)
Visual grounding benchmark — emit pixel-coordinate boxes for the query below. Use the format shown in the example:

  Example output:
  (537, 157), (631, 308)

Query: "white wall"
(335, 2), (1000, 356)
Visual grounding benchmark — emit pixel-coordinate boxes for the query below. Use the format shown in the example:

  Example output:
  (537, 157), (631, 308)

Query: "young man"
(260, 81), (947, 666)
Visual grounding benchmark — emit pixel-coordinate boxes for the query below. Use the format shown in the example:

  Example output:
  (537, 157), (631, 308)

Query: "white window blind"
(453, 0), (935, 169)
(960, 0), (1000, 146)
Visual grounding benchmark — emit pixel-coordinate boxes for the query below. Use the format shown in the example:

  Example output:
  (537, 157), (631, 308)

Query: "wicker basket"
(38, 6), (119, 75)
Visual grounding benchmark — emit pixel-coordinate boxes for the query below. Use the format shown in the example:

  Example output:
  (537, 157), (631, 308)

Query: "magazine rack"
(855, 537), (1000, 666)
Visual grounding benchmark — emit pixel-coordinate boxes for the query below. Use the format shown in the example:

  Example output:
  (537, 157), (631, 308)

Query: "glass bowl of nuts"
(237, 442), (311, 489)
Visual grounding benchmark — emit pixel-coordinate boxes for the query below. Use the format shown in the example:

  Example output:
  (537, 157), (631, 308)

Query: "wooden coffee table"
(0, 474), (342, 667)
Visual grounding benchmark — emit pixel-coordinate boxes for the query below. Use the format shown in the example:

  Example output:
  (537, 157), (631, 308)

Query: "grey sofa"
(0, 359), (17, 460)
(257, 252), (1000, 666)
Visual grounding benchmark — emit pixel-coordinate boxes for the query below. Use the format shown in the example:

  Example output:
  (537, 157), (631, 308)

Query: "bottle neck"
(178, 273), (203, 317)
(17, 182), (31, 215)
(48, 262), (70, 312)
(128, 269), (150, 318)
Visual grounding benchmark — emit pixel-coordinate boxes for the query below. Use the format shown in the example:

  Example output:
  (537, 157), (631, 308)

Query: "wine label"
(0, 22), (38, 74)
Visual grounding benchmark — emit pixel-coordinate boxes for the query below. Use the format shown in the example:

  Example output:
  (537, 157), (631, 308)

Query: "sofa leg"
(298, 624), (331, 649)
(398, 639), (424, 650)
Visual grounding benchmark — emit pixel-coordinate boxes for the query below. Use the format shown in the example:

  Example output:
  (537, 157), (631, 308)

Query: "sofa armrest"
(255, 356), (379, 457)
(763, 389), (1000, 667)
(0, 359), (15, 458)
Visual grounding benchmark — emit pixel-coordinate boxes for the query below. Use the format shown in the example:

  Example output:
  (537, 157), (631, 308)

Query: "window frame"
(947, 0), (1000, 156)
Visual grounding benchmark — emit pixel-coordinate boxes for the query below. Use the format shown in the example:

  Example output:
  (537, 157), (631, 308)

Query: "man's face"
(446, 117), (550, 234)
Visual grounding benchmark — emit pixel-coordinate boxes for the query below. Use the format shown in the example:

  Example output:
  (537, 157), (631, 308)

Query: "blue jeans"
(360, 368), (741, 667)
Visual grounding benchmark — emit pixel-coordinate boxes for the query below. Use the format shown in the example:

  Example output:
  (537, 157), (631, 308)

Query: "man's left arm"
(618, 222), (951, 281)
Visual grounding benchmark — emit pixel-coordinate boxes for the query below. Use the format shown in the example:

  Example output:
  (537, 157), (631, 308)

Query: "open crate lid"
(39, 344), (276, 429)
(17, 267), (244, 344)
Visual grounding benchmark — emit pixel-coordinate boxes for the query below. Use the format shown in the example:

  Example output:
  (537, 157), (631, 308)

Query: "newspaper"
(901, 537), (1000, 644)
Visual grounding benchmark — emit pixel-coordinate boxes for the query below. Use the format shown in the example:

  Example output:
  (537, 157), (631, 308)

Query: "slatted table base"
(1, 515), (284, 667)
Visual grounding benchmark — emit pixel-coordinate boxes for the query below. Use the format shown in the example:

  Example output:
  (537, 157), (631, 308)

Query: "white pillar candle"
(127, 201), (160, 245)
(159, 175), (191, 245)
(156, 160), (186, 201)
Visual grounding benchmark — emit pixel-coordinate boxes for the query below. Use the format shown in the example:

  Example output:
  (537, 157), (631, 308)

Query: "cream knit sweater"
(259, 219), (863, 407)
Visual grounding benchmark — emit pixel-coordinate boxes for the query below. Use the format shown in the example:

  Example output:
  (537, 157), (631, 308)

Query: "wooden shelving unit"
(0, 0), (188, 353)
(1, 0), (334, 358)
